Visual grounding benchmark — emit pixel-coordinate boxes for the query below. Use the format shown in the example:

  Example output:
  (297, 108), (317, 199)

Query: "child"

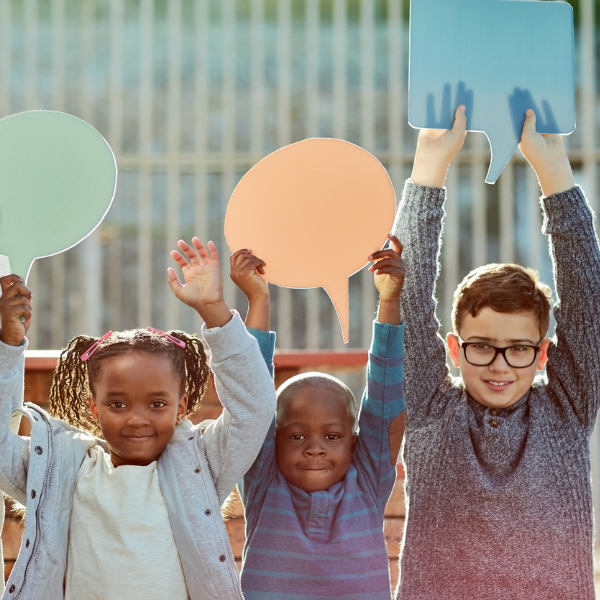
(0, 237), (276, 600)
(229, 238), (407, 600)
(394, 107), (600, 599)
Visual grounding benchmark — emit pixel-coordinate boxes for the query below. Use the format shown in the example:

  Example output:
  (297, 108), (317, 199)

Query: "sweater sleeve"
(542, 186), (600, 433)
(353, 321), (405, 513)
(0, 337), (31, 502)
(237, 327), (278, 515)
(198, 312), (277, 505)
(392, 181), (453, 426)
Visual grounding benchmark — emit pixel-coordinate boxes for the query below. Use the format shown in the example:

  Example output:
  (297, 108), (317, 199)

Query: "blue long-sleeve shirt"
(238, 321), (405, 600)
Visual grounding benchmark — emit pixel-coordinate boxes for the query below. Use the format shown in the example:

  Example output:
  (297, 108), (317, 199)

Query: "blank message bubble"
(224, 138), (396, 343)
(0, 110), (117, 281)
(409, 0), (575, 184)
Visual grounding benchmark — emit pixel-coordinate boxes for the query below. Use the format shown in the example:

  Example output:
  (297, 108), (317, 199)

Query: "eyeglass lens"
(464, 344), (536, 368)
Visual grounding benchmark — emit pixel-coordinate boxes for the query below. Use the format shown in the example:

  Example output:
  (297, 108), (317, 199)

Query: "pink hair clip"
(147, 327), (186, 348)
(80, 331), (113, 362)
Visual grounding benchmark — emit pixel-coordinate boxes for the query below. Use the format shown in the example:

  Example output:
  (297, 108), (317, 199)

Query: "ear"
(446, 332), (461, 368)
(88, 397), (99, 423)
(537, 337), (551, 371)
(176, 394), (189, 424)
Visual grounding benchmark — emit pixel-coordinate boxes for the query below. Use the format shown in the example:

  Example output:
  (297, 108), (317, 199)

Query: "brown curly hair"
(49, 328), (210, 437)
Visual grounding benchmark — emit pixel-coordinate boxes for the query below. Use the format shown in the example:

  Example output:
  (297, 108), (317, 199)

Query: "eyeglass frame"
(457, 336), (542, 369)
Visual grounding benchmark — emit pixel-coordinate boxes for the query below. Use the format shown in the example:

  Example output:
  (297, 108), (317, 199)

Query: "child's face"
(88, 353), (188, 467)
(447, 307), (550, 409)
(275, 386), (356, 493)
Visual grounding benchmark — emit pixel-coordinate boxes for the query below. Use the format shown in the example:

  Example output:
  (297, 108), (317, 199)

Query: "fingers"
(171, 250), (190, 272)
(167, 267), (184, 296)
(191, 237), (211, 262)
(177, 240), (202, 267)
(368, 257), (403, 273)
(206, 241), (220, 265)
(387, 234), (403, 256)
(521, 108), (537, 140)
(0, 275), (26, 295)
(369, 248), (402, 263)
(452, 104), (467, 134)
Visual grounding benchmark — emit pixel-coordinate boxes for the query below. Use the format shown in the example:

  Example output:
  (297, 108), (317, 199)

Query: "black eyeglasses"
(458, 337), (541, 368)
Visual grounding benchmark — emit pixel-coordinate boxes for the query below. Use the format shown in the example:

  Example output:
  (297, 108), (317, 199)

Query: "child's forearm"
(245, 295), (270, 331)
(377, 298), (401, 325)
(535, 157), (575, 197)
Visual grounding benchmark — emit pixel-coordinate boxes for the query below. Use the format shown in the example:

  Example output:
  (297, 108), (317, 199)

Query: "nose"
(303, 440), (326, 457)
(489, 351), (510, 373)
(126, 407), (151, 428)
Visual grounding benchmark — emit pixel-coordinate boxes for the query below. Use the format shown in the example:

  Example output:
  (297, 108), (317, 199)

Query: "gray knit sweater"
(393, 181), (600, 600)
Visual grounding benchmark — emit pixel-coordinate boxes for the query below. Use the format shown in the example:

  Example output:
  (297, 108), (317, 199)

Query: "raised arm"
(169, 238), (276, 504)
(520, 110), (600, 432)
(0, 275), (33, 501)
(392, 107), (466, 424)
(229, 250), (278, 510)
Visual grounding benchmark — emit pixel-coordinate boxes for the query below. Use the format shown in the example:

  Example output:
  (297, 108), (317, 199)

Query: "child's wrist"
(411, 158), (448, 188)
(197, 301), (232, 329)
(377, 298), (401, 325)
(535, 159), (575, 197)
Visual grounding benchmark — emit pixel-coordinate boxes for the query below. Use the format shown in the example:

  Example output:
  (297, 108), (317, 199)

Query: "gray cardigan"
(394, 182), (600, 600)
(0, 311), (276, 600)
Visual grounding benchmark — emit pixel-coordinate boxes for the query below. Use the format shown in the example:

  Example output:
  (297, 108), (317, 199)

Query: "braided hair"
(49, 328), (210, 437)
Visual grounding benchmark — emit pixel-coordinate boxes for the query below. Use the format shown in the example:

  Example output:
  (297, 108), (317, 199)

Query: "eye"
(510, 345), (530, 353)
(108, 401), (126, 409)
(150, 401), (167, 408)
(471, 343), (492, 351)
(325, 433), (341, 440)
(289, 434), (305, 441)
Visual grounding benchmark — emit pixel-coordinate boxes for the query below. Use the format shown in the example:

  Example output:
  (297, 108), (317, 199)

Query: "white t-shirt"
(64, 446), (189, 600)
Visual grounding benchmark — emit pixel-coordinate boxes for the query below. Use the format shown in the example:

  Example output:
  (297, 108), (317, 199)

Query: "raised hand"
(230, 250), (268, 301)
(0, 275), (32, 346)
(230, 250), (270, 331)
(411, 105), (467, 188)
(369, 235), (405, 326)
(168, 238), (232, 328)
(519, 109), (575, 197)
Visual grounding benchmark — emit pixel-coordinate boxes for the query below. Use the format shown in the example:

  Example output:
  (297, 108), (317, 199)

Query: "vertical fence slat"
(332, 0), (346, 140)
(388, 0), (404, 194)
(25, 0), (38, 110)
(165, 0), (182, 330)
(137, 0), (153, 327)
(251, 0), (264, 159)
(581, 0), (597, 213)
(79, 0), (102, 339)
(443, 164), (459, 336)
(305, 0), (320, 349)
(50, 0), (67, 348)
(360, 0), (376, 348)
(527, 168), (541, 272)
(471, 134), (487, 269)
(277, 0), (293, 348)
(0, 0), (10, 118)
(221, 0), (236, 308)
(194, 0), (209, 333)
(499, 161), (514, 263)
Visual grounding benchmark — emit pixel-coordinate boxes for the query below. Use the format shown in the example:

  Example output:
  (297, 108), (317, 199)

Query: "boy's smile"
(447, 307), (551, 409)
(275, 387), (356, 493)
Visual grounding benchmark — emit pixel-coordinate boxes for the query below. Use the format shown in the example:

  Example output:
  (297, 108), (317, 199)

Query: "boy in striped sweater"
(229, 237), (407, 600)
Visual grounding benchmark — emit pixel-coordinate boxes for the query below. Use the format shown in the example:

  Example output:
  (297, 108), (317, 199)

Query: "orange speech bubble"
(224, 138), (396, 343)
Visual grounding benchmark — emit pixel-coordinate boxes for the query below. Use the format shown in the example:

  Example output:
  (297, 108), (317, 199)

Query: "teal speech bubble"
(409, 0), (575, 184)
(0, 110), (117, 281)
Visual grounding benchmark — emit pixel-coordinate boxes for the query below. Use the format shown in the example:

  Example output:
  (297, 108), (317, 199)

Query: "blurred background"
(1, 0), (600, 576)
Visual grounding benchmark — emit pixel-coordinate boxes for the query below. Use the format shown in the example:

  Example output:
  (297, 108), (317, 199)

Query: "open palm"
(168, 238), (224, 310)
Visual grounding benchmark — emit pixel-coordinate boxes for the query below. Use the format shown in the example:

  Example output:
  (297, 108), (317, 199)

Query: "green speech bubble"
(0, 110), (117, 282)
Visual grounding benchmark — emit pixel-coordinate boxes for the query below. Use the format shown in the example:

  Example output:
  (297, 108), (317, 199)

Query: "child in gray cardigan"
(394, 106), (600, 599)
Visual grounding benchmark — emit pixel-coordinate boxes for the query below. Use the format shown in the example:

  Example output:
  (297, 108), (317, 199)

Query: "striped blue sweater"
(238, 321), (405, 600)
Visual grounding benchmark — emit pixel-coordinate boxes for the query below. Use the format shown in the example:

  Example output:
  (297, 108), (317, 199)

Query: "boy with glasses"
(394, 106), (600, 600)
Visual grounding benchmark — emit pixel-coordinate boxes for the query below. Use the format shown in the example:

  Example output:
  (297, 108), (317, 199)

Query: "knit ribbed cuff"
(0, 336), (27, 380)
(541, 185), (593, 235)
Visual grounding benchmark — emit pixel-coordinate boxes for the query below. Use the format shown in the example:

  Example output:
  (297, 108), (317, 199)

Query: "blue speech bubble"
(408, 0), (575, 184)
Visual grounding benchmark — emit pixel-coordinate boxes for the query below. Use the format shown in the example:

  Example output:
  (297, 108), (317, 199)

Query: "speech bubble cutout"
(408, 0), (575, 184)
(224, 138), (396, 343)
(0, 110), (117, 280)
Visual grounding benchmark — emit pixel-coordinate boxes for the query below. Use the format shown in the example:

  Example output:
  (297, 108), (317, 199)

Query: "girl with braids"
(0, 237), (276, 600)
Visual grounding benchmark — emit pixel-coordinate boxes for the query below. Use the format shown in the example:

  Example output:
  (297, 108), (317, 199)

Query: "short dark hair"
(452, 263), (552, 338)
(276, 372), (358, 433)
